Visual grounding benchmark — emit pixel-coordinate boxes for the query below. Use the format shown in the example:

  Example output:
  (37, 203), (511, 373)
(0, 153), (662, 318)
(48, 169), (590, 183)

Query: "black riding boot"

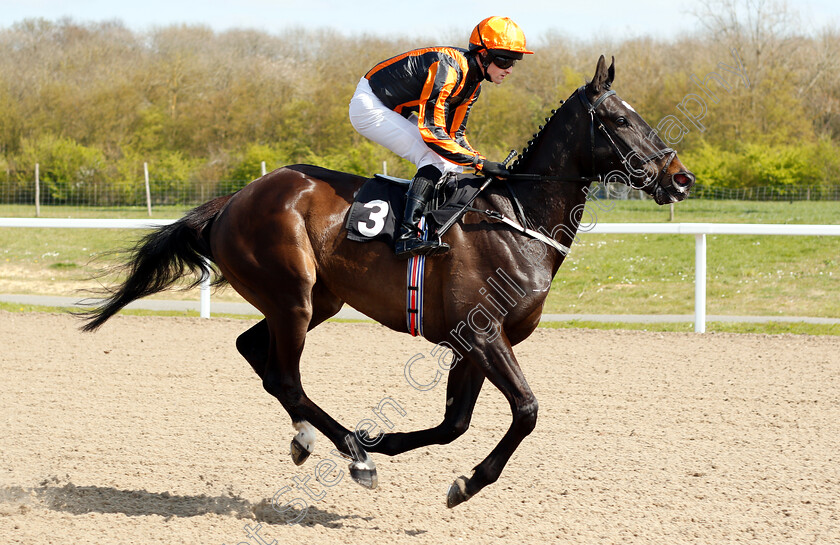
(394, 170), (450, 258)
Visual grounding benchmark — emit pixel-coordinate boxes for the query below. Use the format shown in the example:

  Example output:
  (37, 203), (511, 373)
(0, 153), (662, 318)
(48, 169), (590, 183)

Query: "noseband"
(577, 86), (676, 188)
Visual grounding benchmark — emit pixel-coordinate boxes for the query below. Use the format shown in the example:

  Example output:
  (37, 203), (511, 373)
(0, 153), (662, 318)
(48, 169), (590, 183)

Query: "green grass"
(541, 320), (840, 336)
(549, 232), (839, 317)
(0, 204), (194, 219)
(1, 200), (838, 326)
(0, 301), (71, 314)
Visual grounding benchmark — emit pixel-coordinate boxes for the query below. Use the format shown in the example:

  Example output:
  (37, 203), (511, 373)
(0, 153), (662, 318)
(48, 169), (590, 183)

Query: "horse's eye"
(616, 117), (628, 126)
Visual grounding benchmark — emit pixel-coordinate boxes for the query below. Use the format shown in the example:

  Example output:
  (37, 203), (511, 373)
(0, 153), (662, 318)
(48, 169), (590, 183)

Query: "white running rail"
(2, 218), (839, 331)
(586, 223), (840, 331)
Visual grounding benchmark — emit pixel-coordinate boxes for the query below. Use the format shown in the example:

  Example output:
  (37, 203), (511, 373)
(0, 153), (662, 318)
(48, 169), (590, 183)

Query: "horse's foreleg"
(364, 361), (485, 456)
(445, 334), (538, 508)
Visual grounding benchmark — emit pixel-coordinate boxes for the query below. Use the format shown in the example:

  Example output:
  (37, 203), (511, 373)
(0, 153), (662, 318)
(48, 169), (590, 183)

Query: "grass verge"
(0, 301), (258, 322)
(540, 319), (839, 336)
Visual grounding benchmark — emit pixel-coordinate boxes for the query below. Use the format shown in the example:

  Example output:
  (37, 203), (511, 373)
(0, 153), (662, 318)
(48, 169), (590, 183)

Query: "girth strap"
(405, 217), (427, 337)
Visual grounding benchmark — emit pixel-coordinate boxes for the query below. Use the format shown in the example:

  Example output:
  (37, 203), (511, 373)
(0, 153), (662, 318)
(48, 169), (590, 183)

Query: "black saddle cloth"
(344, 174), (484, 244)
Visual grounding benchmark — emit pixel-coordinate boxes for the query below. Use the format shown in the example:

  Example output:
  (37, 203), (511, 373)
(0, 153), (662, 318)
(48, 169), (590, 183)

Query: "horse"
(80, 56), (695, 508)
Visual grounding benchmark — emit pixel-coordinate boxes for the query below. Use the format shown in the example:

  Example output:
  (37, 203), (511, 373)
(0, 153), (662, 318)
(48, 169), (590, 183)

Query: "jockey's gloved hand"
(480, 160), (510, 178)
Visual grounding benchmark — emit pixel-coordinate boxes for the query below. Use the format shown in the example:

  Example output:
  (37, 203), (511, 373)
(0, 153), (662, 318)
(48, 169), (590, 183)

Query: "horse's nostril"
(673, 172), (694, 187)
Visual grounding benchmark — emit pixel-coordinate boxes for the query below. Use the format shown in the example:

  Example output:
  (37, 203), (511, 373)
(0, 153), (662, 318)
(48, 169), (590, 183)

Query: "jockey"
(349, 16), (534, 258)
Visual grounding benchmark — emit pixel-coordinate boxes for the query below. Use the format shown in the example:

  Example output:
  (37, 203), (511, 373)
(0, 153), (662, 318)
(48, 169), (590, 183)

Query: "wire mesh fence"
(687, 185), (840, 201)
(587, 183), (840, 202)
(0, 178), (235, 208)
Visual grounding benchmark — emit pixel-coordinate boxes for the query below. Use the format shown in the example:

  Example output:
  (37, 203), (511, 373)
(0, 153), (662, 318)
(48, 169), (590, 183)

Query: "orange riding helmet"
(469, 16), (534, 60)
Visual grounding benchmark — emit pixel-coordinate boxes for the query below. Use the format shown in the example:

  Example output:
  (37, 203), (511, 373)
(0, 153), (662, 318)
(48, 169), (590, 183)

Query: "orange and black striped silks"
(365, 47), (485, 168)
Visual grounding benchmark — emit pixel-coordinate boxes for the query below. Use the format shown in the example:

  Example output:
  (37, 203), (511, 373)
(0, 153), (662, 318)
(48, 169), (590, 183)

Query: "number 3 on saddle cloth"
(344, 174), (485, 337)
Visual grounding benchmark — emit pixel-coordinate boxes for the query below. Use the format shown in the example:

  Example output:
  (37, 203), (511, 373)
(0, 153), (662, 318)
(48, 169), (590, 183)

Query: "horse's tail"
(79, 194), (234, 332)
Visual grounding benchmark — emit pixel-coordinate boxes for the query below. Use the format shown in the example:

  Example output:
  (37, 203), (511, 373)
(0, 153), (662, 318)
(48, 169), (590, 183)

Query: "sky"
(2, 0), (839, 44)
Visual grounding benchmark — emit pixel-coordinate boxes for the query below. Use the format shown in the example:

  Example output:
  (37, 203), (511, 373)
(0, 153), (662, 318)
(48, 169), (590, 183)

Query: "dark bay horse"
(81, 56), (694, 508)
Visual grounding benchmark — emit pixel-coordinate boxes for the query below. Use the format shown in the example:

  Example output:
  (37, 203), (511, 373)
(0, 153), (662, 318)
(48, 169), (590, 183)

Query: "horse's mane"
(510, 98), (567, 174)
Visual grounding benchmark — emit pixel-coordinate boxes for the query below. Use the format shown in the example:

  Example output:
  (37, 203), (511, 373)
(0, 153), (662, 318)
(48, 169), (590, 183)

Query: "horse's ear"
(606, 56), (615, 89)
(588, 55), (609, 94)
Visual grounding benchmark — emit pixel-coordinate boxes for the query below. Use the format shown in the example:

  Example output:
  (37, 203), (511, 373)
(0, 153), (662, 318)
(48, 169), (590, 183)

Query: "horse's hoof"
(446, 475), (471, 508)
(350, 463), (378, 489)
(348, 449), (378, 489)
(290, 437), (312, 466)
(290, 421), (316, 466)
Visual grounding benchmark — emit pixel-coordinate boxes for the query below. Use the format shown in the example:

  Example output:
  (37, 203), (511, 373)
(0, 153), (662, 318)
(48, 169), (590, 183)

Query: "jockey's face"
(486, 61), (514, 84)
(480, 52), (515, 85)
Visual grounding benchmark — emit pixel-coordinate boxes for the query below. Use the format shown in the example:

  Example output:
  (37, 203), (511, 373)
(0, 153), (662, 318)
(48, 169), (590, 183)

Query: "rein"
(438, 86), (676, 256)
(464, 205), (572, 257)
(505, 172), (601, 183)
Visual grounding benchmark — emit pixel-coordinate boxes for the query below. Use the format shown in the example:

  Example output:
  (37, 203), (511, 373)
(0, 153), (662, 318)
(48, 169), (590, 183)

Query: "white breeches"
(348, 77), (463, 176)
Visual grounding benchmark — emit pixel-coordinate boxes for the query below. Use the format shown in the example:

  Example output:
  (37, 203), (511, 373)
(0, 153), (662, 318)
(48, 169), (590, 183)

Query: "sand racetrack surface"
(1, 311), (839, 544)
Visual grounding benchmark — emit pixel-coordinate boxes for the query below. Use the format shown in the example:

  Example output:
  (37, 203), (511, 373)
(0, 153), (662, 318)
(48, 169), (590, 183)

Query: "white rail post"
(144, 162), (152, 217)
(694, 233), (707, 333)
(261, 161), (267, 177)
(35, 163), (40, 218)
(200, 258), (211, 318)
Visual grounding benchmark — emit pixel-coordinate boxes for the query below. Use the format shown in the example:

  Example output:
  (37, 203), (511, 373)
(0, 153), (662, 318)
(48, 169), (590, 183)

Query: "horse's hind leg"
(236, 281), (343, 374)
(229, 262), (377, 486)
(260, 305), (378, 488)
(236, 319), (270, 375)
(235, 282), (343, 466)
(236, 319), (319, 466)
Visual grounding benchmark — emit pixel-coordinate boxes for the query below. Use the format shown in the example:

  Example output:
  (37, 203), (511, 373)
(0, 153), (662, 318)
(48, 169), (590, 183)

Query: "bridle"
(463, 84), (681, 256)
(506, 86), (675, 188)
(576, 85), (676, 189)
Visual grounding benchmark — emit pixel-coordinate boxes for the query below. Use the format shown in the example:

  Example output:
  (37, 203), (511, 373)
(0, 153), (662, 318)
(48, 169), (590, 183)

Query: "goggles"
(491, 55), (517, 69)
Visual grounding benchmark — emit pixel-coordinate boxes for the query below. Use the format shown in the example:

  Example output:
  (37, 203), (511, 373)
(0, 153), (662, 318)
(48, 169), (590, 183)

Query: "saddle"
(344, 173), (485, 245)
